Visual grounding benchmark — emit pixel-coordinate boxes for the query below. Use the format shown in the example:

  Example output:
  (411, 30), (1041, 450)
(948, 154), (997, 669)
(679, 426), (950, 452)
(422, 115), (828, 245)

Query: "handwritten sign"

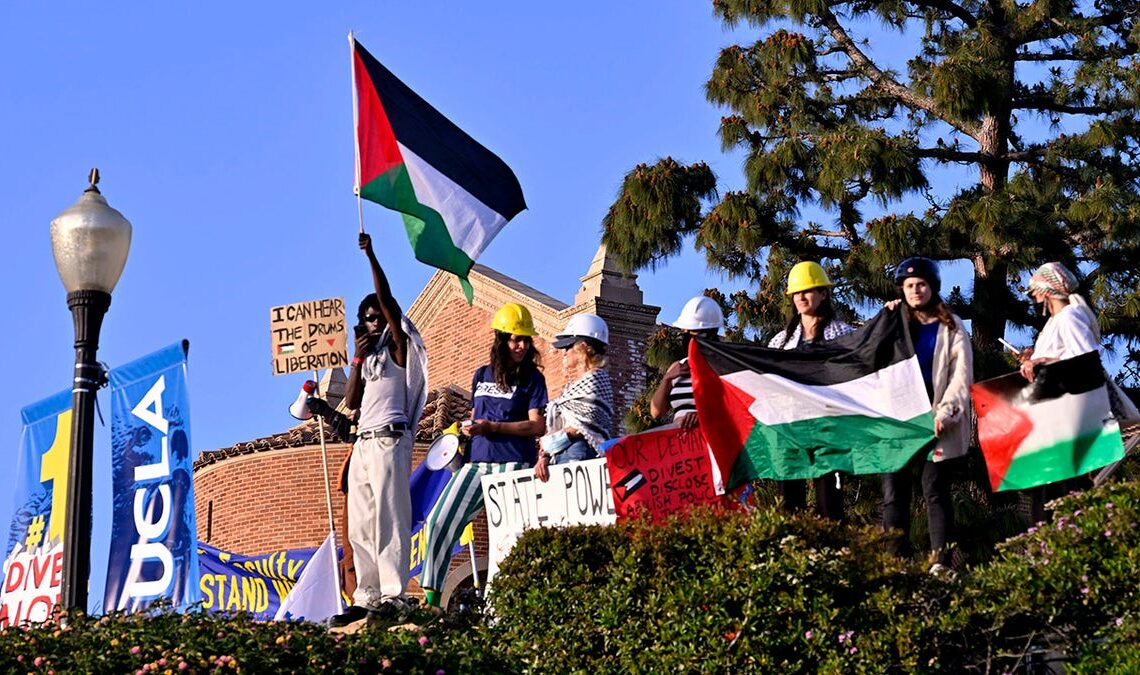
(480, 458), (617, 583)
(269, 298), (348, 375)
(605, 426), (721, 521)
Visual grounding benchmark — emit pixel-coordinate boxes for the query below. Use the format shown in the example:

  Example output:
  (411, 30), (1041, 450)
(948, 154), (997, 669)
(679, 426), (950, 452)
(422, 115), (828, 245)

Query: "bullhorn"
(425, 422), (464, 472)
(289, 380), (318, 420)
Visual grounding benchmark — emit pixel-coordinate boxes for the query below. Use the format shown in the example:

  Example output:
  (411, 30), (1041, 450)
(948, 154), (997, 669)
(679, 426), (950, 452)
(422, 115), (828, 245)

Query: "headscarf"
(1028, 262), (1079, 299)
(1029, 262), (1098, 338)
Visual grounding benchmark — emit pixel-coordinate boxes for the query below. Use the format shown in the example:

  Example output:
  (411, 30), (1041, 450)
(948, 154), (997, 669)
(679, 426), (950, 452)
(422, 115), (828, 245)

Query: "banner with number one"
(0, 390), (72, 627)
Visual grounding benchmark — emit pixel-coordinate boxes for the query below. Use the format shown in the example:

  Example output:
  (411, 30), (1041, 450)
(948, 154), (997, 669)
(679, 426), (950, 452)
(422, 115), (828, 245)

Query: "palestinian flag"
(689, 309), (935, 490)
(351, 36), (526, 302)
(972, 351), (1124, 491)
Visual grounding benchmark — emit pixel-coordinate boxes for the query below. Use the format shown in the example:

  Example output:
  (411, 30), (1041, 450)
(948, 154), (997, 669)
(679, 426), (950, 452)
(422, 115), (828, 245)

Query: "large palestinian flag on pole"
(689, 308), (935, 490)
(350, 36), (526, 302)
(972, 351), (1124, 491)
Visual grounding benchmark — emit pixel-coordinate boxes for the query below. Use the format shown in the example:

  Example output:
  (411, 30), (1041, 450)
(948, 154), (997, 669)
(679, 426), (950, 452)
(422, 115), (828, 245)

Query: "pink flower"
(436, 670), (446, 675)
(804, 630), (814, 640)
(1106, 502), (1114, 509)
(850, 647), (858, 654)
(179, 662), (189, 671)
(1105, 530), (1113, 537)
(418, 635), (430, 646)
(34, 657), (44, 667)
(130, 646), (141, 655)
(1081, 588), (1090, 595)
(1116, 617), (1125, 626)
(381, 658), (392, 669)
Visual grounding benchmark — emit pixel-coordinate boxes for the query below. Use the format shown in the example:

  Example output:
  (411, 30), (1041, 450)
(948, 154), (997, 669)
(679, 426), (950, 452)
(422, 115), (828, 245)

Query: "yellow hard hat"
(786, 261), (833, 295)
(491, 302), (537, 336)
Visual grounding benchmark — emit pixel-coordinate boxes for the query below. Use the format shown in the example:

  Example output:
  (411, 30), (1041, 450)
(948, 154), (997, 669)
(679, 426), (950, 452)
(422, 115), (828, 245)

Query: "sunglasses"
(362, 314), (383, 323)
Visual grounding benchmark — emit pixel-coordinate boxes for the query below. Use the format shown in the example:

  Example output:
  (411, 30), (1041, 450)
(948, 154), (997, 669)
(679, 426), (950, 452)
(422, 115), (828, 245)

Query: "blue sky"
(0, 2), (754, 604)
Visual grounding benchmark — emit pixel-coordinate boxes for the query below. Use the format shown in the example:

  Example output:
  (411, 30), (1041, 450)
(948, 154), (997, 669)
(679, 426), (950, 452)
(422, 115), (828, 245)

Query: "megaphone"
(425, 422), (463, 472)
(289, 380), (318, 420)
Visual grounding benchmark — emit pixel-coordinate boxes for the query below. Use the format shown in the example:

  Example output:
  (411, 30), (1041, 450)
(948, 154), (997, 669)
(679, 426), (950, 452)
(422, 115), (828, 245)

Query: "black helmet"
(893, 257), (941, 294)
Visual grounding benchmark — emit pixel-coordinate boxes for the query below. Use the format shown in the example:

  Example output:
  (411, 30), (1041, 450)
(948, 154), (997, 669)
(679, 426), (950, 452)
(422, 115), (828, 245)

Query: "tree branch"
(915, 147), (1044, 162)
(816, 7), (982, 138)
(1012, 98), (1119, 115)
(905, 0), (977, 28)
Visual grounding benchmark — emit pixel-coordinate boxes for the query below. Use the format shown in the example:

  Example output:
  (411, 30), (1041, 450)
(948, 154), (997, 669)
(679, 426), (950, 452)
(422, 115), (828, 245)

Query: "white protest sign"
(480, 457), (616, 583)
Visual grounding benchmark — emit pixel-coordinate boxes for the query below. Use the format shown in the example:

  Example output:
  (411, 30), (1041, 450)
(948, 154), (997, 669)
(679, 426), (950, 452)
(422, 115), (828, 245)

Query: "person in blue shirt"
(418, 302), (548, 609)
(881, 257), (973, 577)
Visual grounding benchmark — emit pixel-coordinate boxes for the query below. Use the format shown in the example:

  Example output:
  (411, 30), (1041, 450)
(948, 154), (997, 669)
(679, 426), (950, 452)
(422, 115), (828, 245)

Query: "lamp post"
(49, 169), (132, 612)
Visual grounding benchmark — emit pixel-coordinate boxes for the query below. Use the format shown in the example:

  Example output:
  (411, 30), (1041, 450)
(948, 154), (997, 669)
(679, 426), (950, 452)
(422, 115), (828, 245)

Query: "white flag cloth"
(274, 531), (342, 622)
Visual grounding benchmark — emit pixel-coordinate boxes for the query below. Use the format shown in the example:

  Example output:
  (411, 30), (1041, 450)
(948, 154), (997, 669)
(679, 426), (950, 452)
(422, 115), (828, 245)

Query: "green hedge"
(2, 481), (1138, 673)
(483, 480), (1140, 673)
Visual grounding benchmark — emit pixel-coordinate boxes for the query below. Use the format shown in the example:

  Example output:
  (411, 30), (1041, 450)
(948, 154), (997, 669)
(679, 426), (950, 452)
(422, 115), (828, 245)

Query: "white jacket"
(929, 314), (974, 462)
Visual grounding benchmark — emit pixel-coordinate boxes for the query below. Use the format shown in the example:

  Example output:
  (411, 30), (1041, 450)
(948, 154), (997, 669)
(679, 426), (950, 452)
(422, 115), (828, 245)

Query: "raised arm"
(359, 232), (408, 367)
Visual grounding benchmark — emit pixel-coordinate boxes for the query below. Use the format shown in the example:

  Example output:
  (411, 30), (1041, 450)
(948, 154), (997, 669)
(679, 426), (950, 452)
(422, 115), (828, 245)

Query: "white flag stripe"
(1015, 387), (1119, 458)
(274, 531), (341, 622)
(400, 144), (510, 260)
(723, 357), (931, 426)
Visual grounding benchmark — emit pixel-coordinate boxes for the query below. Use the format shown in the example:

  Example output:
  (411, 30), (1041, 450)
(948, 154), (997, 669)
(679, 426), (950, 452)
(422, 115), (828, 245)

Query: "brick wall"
(194, 443), (351, 555)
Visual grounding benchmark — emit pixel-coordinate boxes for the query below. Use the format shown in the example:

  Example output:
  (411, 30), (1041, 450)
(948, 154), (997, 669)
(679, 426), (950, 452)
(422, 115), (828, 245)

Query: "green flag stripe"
(360, 164), (475, 282)
(729, 411), (936, 485)
(997, 428), (1124, 491)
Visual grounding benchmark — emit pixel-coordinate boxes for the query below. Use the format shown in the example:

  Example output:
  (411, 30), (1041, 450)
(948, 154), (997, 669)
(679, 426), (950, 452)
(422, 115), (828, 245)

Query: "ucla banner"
(199, 542), (321, 619)
(0, 391), (72, 627)
(104, 342), (199, 613)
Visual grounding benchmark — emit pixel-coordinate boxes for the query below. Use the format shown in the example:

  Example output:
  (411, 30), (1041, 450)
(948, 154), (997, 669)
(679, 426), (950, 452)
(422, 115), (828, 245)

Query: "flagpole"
(313, 369), (342, 603)
(348, 31), (365, 235)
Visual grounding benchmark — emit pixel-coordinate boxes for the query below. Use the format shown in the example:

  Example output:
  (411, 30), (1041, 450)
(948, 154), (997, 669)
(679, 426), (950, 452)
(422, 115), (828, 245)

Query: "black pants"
(778, 472), (844, 522)
(882, 456), (954, 564)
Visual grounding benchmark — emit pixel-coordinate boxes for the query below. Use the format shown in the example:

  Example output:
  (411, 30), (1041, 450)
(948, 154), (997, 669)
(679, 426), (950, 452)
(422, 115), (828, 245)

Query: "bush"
(3, 481), (1139, 673)
(485, 505), (955, 673)
(484, 482), (1140, 673)
(0, 605), (514, 674)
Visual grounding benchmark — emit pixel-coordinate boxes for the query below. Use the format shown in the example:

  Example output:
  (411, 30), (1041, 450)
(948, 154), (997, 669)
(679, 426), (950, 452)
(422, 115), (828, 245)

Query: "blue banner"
(104, 342), (199, 612)
(0, 390), (72, 627)
(198, 542), (321, 619)
(409, 462), (464, 577)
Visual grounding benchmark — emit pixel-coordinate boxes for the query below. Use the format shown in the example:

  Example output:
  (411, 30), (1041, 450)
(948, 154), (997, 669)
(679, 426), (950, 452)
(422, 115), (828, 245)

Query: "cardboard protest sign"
(270, 298), (349, 375)
(480, 458), (616, 583)
(605, 426), (721, 521)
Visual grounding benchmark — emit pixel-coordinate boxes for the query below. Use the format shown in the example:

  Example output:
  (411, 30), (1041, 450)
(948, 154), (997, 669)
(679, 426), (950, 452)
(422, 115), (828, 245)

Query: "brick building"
(193, 245), (660, 606)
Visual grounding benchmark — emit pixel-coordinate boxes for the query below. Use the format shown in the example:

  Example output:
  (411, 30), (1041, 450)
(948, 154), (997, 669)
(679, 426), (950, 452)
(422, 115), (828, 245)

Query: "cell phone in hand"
(354, 324), (369, 339)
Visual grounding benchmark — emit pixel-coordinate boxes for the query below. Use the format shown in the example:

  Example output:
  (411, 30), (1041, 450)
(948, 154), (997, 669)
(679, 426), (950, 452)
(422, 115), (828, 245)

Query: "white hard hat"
(553, 313), (609, 348)
(672, 296), (724, 331)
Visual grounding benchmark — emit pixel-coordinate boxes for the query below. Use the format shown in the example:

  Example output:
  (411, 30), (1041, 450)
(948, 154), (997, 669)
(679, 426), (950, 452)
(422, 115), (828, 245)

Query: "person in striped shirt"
(651, 296), (725, 429)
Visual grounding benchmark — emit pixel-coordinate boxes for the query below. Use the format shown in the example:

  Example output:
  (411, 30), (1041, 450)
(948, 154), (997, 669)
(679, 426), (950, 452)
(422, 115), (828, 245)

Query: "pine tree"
(603, 1), (1140, 382)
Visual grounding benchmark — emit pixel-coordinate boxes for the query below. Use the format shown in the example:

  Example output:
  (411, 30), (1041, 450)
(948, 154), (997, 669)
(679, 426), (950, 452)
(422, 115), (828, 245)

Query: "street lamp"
(49, 168), (132, 613)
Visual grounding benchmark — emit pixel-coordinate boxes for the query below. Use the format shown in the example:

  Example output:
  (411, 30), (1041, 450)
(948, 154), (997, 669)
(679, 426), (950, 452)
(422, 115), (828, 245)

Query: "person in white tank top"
(332, 232), (428, 627)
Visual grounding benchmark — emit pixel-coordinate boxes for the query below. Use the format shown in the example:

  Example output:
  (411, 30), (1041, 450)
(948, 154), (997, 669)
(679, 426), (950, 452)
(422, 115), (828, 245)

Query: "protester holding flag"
(651, 296), (725, 429)
(419, 303), (547, 609)
(536, 314), (614, 481)
(332, 232), (429, 627)
(767, 262), (854, 521)
(1023, 261), (1139, 421)
(1020, 263), (1102, 381)
(1014, 262), (1139, 521)
(880, 257), (973, 575)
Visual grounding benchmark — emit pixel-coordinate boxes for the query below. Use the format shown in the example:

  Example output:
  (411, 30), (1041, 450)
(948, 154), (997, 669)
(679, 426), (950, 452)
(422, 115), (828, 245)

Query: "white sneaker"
(928, 562), (954, 579)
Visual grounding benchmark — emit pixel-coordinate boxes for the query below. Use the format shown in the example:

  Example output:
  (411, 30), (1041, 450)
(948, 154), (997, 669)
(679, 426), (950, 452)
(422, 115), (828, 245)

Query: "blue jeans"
(550, 439), (597, 465)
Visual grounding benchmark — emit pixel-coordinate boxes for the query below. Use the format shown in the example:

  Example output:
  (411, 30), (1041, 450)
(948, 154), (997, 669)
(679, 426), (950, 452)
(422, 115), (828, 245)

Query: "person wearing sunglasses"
(332, 231), (429, 627)
(419, 302), (548, 610)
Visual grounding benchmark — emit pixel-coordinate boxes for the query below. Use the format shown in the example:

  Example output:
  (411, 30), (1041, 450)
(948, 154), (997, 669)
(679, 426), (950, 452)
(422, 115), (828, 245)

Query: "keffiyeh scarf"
(547, 369), (614, 451)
